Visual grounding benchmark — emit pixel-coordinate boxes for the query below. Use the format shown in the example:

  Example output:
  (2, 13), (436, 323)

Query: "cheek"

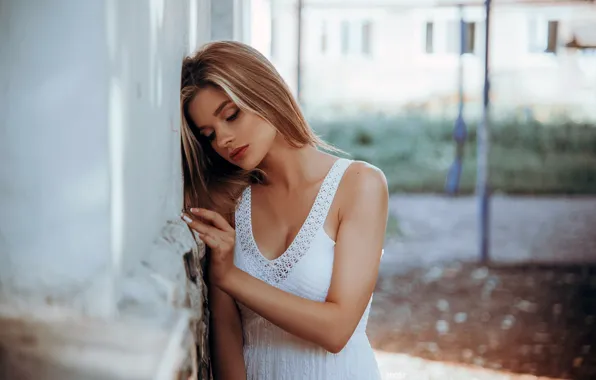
(241, 116), (276, 144)
(257, 121), (277, 145)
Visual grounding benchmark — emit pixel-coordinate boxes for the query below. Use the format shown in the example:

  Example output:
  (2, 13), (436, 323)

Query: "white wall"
(0, 0), (233, 378)
(0, 0), (114, 314)
(0, 0), (213, 315)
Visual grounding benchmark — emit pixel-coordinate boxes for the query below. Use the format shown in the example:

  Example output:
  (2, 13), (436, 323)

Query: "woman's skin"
(182, 86), (388, 373)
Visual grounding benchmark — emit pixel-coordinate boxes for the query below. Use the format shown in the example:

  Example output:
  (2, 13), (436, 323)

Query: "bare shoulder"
(339, 160), (388, 210)
(343, 160), (387, 193)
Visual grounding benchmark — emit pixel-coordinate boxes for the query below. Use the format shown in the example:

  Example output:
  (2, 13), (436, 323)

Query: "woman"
(180, 41), (387, 380)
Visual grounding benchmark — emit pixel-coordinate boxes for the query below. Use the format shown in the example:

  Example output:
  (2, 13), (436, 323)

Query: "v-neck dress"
(233, 158), (382, 380)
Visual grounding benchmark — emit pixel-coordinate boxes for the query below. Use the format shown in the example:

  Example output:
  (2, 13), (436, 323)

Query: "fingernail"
(182, 214), (193, 223)
(190, 208), (199, 213)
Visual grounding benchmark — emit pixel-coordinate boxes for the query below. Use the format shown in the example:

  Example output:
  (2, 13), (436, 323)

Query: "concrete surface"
(381, 194), (596, 276)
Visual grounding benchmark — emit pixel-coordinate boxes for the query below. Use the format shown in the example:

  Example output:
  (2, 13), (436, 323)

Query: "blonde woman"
(180, 41), (387, 380)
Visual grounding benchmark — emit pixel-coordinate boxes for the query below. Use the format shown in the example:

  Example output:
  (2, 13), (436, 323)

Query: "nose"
(215, 126), (234, 149)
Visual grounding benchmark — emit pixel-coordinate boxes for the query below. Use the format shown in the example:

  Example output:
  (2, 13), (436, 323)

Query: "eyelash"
(226, 109), (240, 122)
(204, 109), (240, 141)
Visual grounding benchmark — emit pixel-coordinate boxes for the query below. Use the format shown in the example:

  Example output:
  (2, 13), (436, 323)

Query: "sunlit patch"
(109, 77), (125, 274)
(149, 0), (165, 29)
(156, 61), (163, 107)
(188, 0), (198, 52)
(105, 0), (117, 61)
(375, 350), (566, 380)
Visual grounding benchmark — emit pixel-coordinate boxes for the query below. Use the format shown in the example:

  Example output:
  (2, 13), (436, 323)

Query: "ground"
(369, 195), (596, 380)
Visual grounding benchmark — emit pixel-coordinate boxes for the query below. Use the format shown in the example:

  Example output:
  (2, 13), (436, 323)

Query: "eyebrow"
(197, 100), (232, 130)
(214, 100), (232, 117)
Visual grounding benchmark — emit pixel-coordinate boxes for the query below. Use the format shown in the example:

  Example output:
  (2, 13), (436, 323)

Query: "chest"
(250, 185), (340, 261)
(233, 158), (351, 290)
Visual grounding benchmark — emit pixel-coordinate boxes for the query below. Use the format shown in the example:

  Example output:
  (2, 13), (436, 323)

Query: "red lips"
(230, 144), (249, 160)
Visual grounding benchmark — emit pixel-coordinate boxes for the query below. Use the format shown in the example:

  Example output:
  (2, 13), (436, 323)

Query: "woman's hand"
(182, 208), (236, 286)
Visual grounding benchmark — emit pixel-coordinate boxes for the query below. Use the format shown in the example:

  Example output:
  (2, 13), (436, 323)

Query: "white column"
(211, 0), (236, 40)
(211, 0), (251, 42)
(248, 0), (273, 57)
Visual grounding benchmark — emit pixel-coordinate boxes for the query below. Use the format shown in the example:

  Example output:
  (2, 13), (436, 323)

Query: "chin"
(231, 155), (258, 171)
(227, 142), (269, 170)
(243, 158), (262, 171)
(243, 151), (268, 171)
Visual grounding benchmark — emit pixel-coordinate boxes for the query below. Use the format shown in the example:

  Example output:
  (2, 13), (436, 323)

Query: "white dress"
(233, 158), (382, 380)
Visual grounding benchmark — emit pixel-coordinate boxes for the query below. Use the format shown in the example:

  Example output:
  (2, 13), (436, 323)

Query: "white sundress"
(233, 158), (382, 380)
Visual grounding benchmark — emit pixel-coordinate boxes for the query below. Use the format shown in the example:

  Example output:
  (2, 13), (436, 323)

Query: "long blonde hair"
(180, 41), (335, 224)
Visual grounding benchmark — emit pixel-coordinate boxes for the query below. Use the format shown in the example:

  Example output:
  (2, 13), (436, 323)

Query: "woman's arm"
(216, 163), (389, 353)
(209, 276), (247, 380)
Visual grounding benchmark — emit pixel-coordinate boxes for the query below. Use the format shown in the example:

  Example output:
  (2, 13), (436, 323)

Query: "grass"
(310, 114), (596, 195)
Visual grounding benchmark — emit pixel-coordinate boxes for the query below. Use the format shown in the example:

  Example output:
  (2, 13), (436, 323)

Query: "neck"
(257, 139), (324, 191)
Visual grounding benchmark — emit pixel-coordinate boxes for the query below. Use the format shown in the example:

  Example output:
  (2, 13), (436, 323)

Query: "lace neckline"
(235, 158), (351, 284)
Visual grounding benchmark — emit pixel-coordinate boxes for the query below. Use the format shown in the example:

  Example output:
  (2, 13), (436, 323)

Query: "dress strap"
(234, 158), (353, 285)
(235, 185), (251, 229)
(310, 158), (353, 232)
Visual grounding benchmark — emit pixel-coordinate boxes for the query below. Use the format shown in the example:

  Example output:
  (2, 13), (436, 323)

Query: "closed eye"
(226, 109), (240, 122)
(198, 128), (215, 142)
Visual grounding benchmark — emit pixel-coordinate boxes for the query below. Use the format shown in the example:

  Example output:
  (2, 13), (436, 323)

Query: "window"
(465, 22), (476, 53)
(321, 21), (328, 53)
(362, 21), (372, 55)
(528, 18), (559, 54)
(447, 20), (476, 54)
(475, 21), (485, 54)
(339, 20), (372, 56)
(425, 22), (434, 53)
(546, 21), (559, 53)
(341, 21), (350, 55)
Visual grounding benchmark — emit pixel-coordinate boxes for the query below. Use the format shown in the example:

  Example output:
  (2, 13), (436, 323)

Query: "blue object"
(477, 0), (492, 264)
(445, 6), (468, 195)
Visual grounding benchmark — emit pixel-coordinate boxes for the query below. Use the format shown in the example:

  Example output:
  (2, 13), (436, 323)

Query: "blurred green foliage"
(311, 115), (596, 194)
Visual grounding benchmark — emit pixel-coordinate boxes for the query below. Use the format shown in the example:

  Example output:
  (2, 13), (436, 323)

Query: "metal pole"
(445, 4), (468, 195)
(478, 0), (491, 264)
(296, 0), (303, 105)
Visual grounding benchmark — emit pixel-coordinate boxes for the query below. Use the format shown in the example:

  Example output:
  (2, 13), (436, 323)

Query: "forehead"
(188, 86), (231, 125)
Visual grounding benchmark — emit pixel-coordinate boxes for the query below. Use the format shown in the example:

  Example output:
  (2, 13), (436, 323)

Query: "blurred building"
(251, 0), (596, 120)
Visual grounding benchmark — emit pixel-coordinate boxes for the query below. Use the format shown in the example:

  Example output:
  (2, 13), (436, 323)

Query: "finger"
(189, 208), (231, 231)
(190, 208), (233, 232)
(198, 233), (220, 251)
(182, 213), (222, 237)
